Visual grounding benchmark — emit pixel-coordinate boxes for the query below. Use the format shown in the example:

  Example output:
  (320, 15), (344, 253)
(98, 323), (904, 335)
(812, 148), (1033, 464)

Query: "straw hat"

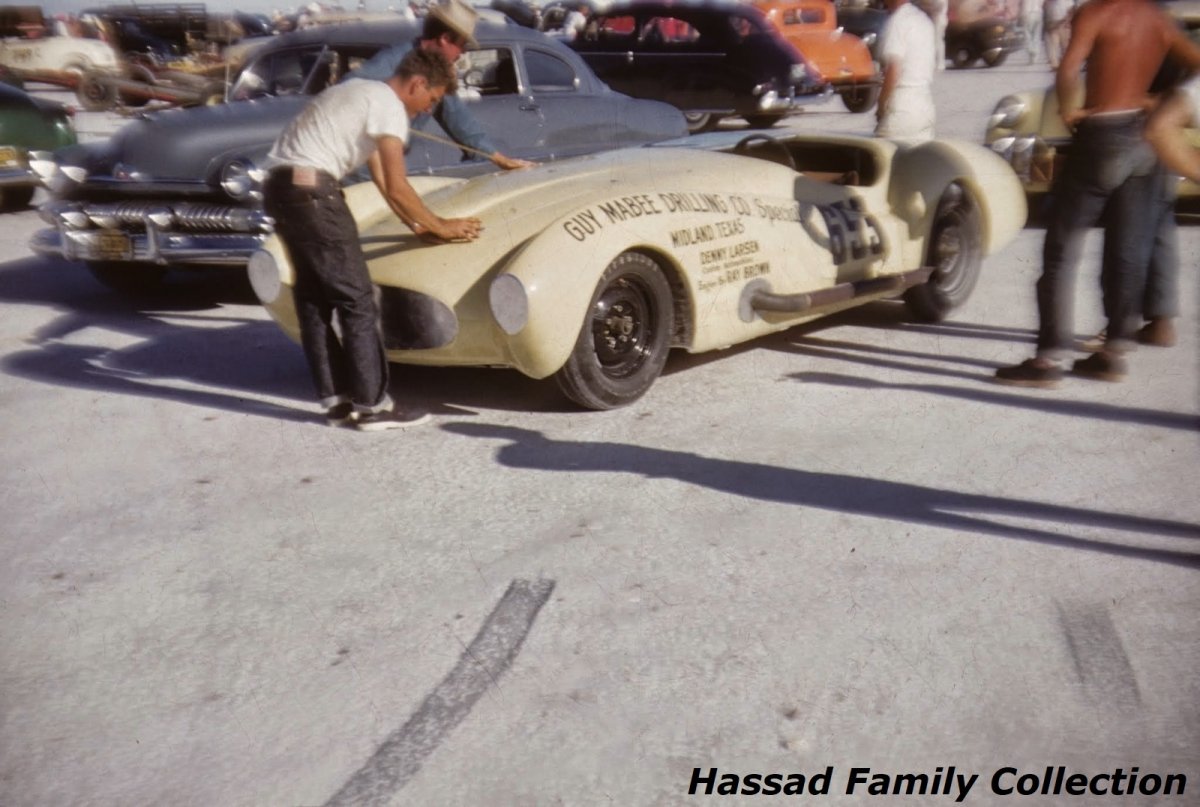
(427, 0), (479, 47)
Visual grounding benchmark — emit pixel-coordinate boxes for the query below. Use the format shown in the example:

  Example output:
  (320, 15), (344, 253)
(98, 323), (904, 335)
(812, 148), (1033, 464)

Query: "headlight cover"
(220, 158), (266, 200)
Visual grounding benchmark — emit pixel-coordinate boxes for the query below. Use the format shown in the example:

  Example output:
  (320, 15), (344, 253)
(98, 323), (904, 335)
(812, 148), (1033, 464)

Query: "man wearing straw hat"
(348, 0), (534, 171)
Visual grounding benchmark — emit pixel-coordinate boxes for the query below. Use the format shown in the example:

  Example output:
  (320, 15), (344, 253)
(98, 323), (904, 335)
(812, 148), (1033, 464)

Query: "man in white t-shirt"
(875, 0), (937, 143)
(1147, 76), (1200, 185)
(264, 48), (482, 431)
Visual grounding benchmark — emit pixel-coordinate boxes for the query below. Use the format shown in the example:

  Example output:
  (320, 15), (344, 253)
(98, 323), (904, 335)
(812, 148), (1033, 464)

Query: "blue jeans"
(264, 168), (391, 412)
(1037, 112), (1159, 358)
(1102, 166), (1179, 324)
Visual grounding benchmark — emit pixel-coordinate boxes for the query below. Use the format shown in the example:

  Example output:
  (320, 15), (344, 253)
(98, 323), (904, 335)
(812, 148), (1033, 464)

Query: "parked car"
(249, 130), (1025, 409)
(985, 4), (1200, 202)
(755, 0), (881, 112)
(568, 0), (824, 133)
(833, 0), (887, 60)
(30, 20), (687, 291)
(0, 31), (123, 88)
(944, 17), (1023, 68)
(0, 81), (76, 211)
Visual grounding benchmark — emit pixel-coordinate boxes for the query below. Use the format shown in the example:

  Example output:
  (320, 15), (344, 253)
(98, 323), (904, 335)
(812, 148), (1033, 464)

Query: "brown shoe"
(994, 358), (1063, 388)
(1137, 318), (1176, 348)
(1071, 351), (1127, 382)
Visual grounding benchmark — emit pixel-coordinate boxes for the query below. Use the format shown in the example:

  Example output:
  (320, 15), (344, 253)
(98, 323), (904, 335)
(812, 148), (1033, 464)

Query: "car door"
(568, 13), (641, 94)
(629, 11), (739, 114)
(403, 45), (545, 174)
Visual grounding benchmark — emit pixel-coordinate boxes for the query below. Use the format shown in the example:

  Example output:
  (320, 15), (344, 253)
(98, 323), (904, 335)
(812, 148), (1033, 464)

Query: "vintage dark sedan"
(0, 81), (75, 211)
(30, 20), (686, 291)
(945, 17), (1023, 69)
(568, 0), (824, 133)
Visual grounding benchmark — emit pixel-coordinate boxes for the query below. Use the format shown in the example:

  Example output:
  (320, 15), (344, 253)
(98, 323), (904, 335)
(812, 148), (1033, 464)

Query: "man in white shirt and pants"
(875, 0), (937, 144)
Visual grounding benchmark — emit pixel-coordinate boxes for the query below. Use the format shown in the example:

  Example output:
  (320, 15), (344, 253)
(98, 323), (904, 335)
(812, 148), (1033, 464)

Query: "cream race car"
(250, 132), (1026, 409)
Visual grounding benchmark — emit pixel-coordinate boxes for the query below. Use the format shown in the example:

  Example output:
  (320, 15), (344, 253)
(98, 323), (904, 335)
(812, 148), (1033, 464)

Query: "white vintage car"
(250, 132), (1026, 409)
(0, 34), (122, 86)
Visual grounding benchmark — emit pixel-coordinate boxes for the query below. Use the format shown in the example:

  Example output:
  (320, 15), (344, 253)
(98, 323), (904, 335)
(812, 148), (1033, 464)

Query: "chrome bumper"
(30, 200), (275, 266)
(0, 165), (39, 188)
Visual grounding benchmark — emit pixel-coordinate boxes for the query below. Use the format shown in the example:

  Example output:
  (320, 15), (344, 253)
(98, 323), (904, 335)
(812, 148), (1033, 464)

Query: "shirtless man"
(994, 0), (1200, 387)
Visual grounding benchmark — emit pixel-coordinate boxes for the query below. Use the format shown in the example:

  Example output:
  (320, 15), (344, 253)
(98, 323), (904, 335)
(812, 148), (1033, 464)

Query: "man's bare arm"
(876, 61), (899, 123)
(368, 136), (481, 241)
(1146, 89), (1200, 183)
(1056, 3), (1098, 126)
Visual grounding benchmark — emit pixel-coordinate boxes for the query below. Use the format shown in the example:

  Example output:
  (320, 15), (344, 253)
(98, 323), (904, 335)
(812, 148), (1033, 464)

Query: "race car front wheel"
(903, 183), (983, 322)
(555, 252), (673, 410)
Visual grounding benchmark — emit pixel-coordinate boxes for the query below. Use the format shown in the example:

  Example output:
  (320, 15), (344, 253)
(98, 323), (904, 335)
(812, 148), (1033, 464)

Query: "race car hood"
(357, 145), (847, 294)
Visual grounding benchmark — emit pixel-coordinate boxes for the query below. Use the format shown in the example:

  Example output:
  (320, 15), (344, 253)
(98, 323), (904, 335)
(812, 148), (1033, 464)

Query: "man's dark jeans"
(264, 169), (390, 411)
(1038, 112), (1159, 358)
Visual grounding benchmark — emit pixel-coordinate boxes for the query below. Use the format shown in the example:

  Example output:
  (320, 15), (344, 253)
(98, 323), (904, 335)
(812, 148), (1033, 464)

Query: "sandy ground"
(1, 62), (1197, 806)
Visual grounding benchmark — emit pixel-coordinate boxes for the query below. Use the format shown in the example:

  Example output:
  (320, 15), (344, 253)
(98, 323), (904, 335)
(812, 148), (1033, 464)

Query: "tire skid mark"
(323, 578), (556, 807)
(1056, 601), (1142, 709)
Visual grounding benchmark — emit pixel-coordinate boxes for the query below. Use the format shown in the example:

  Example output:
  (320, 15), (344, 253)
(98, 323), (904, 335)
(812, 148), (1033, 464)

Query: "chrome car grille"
(72, 201), (274, 234)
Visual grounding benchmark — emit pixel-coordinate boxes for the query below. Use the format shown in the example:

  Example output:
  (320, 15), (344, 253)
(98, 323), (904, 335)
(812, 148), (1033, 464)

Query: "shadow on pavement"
(0, 257), (568, 418)
(444, 423), (1200, 569)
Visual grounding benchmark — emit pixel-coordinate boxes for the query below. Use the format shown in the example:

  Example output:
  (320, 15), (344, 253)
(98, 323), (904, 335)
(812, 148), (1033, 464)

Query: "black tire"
(839, 84), (881, 113)
(554, 252), (673, 410)
(950, 47), (976, 69)
(76, 71), (117, 111)
(744, 113), (785, 129)
(0, 185), (36, 212)
(683, 111), (719, 134)
(904, 184), (983, 322)
(87, 262), (168, 294)
(982, 50), (1007, 67)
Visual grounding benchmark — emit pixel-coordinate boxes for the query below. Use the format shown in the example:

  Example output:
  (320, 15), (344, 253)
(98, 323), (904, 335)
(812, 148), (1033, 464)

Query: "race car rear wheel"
(87, 262), (168, 294)
(555, 252), (673, 410)
(903, 184), (982, 322)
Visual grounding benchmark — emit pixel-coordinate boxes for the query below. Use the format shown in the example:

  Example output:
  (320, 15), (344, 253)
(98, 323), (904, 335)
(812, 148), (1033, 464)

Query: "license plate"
(0, 146), (18, 167)
(93, 230), (133, 261)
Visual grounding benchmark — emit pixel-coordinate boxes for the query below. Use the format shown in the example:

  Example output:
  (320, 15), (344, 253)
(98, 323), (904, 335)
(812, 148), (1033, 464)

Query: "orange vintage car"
(755, 0), (881, 112)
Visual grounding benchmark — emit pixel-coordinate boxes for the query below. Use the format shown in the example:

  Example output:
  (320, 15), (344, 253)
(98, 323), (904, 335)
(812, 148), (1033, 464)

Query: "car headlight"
(988, 95), (1026, 131)
(489, 273), (528, 335)
(220, 158), (265, 200)
(789, 63), (808, 84)
(248, 249), (282, 304)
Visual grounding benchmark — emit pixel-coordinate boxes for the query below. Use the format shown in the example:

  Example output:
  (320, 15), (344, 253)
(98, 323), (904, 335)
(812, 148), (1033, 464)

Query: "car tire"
(744, 113), (785, 129)
(982, 50), (1007, 68)
(0, 186), (36, 212)
(554, 251), (673, 410)
(839, 84), (881, 114)
(77, 71), (117, 111)
(683, 111), (719, 134)
(87, 262), (168, 294)
(950, 47), (976, 69)
(903, 183), (983, 322)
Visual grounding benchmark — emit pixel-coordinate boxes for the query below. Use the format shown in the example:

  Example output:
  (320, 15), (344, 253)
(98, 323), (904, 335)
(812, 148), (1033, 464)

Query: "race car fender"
(489, 206), (686, 380)
(886, 139), (1026, 256)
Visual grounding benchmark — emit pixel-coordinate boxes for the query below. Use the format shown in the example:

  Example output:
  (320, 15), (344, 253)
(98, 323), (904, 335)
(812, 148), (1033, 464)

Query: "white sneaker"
(355, 408), (433, 432)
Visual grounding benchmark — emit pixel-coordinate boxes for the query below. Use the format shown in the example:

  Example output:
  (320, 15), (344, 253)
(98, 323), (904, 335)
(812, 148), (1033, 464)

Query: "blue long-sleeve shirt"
(345, 39), (499, 159)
